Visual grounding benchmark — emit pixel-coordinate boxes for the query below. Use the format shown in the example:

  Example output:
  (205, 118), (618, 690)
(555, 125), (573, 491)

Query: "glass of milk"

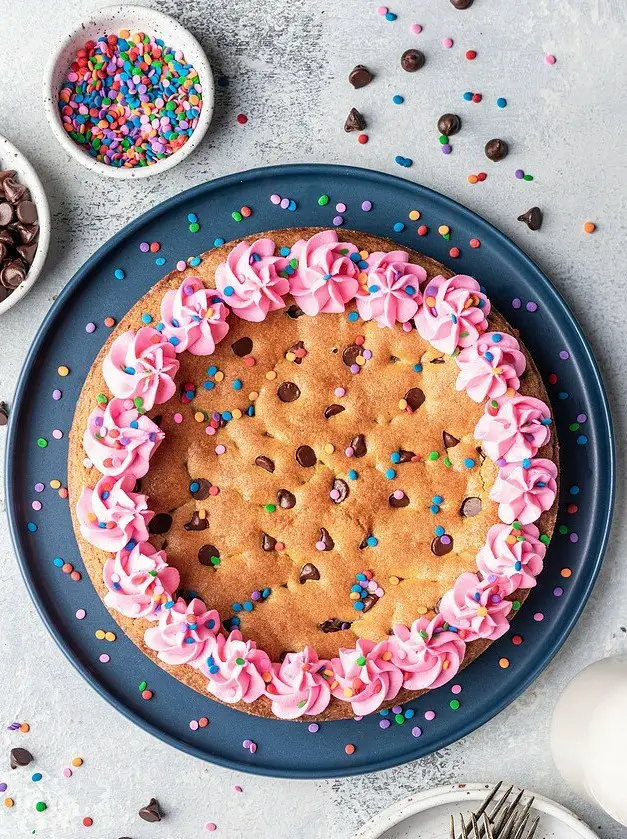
(550, 656), (627, 826)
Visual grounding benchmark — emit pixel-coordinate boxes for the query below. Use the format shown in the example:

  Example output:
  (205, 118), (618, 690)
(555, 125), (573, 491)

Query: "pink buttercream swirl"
(202, 630), (272, 704)
(160, 277), (230, 354)
(144, 597), (220, 665)
(265, 647), (333, 719)
(214, 238), (289, 321)
(356, 250), (425, 327)
(83, 397), (164, 479)
(475, 395), (552, 463)
(477, 523), (546, 594)
(331, 638), (403, 715)
(102, 327), (180, 411)
(414, 274), (491, 354)
(439, 572), (512, 641)
(455, 332), (526, 402)
(489, 457), (558, 524)
(103, 542), (179, 619)
(287, 230), (360, 315)
(76, 474), (152, 552)
(388, 615), (466, 690)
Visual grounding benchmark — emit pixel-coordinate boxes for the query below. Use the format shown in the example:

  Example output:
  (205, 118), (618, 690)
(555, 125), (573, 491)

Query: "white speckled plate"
(354, 783), (600, 839)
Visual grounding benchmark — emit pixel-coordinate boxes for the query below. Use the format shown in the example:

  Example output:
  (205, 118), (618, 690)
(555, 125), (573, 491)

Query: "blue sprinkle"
(430, 504), (440, 514)
(350, 584), (362, 593)
(187, 212), (198, 223)
(129, 420), (139, 429)
(464, 458), (475, 468)
(522, 458), (531, 468)
(484, 350), (494, 362)
(379, 708), (390, 716)
(223, 285), (234, 297)
(232, 603), (243, 612)
(463, 91), (473, 101)
(279, 247), (291, 256)
(190, 481), (200, 493)
(395, 155), (413, 168)
(366, 536), (378, 547)
(222, 411), (233, 421)
(231, 616), (241, 626)
(209, 664), (220, 674)
(288, 200), (297, 211)
(368, 284), (380, 293)
(207, 365), (218, 376)
(514, 561), (522, 571)
(385, 11), (397, 20)
(496, 97), (507, 108)
(350, 252), (361, 263)
(405, 285), (415, 295)
(435, 525), (445, 537)
(405, 709), (415, 719)
(432, 495), (443, 504)
(385, 468), (396, 479)
(492, 333), (502, 343)
(413, 363), (423, 373)
(190, 256), (201, 267)
(356, 573), (367, 581)
(141, 313), (152, 324)
(53, 557), (63, 568)
(392, 95), (404, 105)
(558, 391), (569, 400)
(348, 311), (359, 322)
(155, 257), (166, 266)
(214, 238), (225, 247)
(169, 336), (180, 346)
(354, 601), (365, 611)
(113, 268), (125, 280)
(233, 379), (243, 391)
(358, 260), (369, 270)
(32, 773), (42, 782)
(569, 485), (580, 495)
(243, 601), (254, 612)
(202, 380), (215, 390)
(390, 452), (401, 464)
(348, 469), (358, 480)
(262, 587), (271, 598)
(393, 222), (405, 232)
(247, 405), (255, 416)
(577, 435), (588, 445)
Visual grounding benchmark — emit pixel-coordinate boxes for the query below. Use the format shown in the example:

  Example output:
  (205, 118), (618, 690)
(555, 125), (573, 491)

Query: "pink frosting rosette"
(356, 250), (425, 327)
(102, 327), (180, 411)
(83, 397), (164, 479)
(477, 523), (546, 593)
(265, 647), (333, 719)
(144, 597), (220, 666)
(103, 542), (179, 619)
(76, 474), (153, 552)
(159, 277), (230, 354)
(330, 638), (403, 715)
(489, 458), (558, 524)
(203, 630), (272, 704)
(455, 332), (526, 403)
(287, 230), (360, 315)
(414, 274), (490, 355)
(214, 238), (289, 321)
(388, 615), (466, 690)
(475, 395), (552, 463)
(439, 572), (512, 641)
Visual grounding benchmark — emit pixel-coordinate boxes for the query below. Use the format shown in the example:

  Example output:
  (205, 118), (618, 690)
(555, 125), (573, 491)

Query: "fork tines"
(450, 783), (540, 839)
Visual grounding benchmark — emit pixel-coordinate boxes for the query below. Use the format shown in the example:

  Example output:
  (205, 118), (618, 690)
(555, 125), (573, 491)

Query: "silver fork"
(449, 783), (542, 839)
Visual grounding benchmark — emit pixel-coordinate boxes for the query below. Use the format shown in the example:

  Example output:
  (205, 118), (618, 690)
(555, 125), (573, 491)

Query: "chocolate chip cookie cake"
(68, 228), (558, 721)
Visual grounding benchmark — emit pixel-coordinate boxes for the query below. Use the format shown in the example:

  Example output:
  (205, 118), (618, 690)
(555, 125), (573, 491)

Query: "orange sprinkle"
(71, 757), (83, 767)
(499, 657), (510, 669)
(4, 798), (14, 808)
(583, 221), (596, 234)
(198, 717), (209, 728)
(19, 722), (30, 733)
(467, 175), (478, 185)
(141, 689), (153, 700)
(104, 317), (116, 328)
(344, 744), (356, 755)
(561, 568), (572, 578)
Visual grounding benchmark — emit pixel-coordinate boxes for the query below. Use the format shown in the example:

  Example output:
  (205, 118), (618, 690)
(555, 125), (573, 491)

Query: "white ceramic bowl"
(0, 135), (51, 316)
(42, 5), (214, 180)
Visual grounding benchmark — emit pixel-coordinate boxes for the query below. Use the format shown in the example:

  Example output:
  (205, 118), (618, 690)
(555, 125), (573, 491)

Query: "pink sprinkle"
(334, 387), (346, 397)
(545, 54), (556, 65)
(31, 500), (42, 511)
(234, 785), (243, 792)
(410, 23), (422, 34)
(52, 389), (62, 400)
(402, 322), (412, 332)
(176, 260), (187, 272)
(173, 413), (183, 424)
(75, 609), (86, 620)
(190, 720), (199, 731)
(99, 654), (110, 663)
(205, 426), (216, 435)
(335, 202), (347, 213)
(205, 823), (217, 832)
(308, 723), (319, 733)
(451, 684), (462, 695)
(209, 486), (220, 496)
(375, 587), (384, 597)
(377, 5), (388, 14)
(315, 541), (326, 551)
(442, 37), (454, 49)
(242, 739), (251, 748)
(424, 710), (436, 721)
(139, 241), (150, 253)
(34, 483), (45, 492)
(215, 444), (226, 455)
(270, 194), (281, 205)
(393, 490), (404, 500)
(534, 612), (544, 622)
(330, 489), (340, 500)
(62, 768), (72, 778)
(249, 742), (257, 754)
(345, 446), (354, 457)
(85, 322), (96, 333)
(275, 541), (285, 551)
(52, 429), (63, 439)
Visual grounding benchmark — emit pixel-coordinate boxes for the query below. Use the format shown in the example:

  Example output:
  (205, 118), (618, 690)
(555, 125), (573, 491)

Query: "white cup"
(550, 656), (627, 826)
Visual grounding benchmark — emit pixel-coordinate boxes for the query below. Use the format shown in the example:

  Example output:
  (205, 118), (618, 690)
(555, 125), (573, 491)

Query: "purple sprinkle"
(353, 715), (364, 721)
(441, 144), (452, 154)
(362, 349), (373, 360)
(576, 413), (587, 423)
(308, 723), (319, 733)
(350, 363), (360, 374)
(85, 322), (96, 333)
(411, 726), (422, 737)
(139, 242), (150, 253)
(392, 705), (402, 714)
(569, 533), (579, 543)
(441, 535), (452, 545)
(251, 590), (261, 601)
(496, 457), (507, 467)
(52, 389), (62, 400)
(379, 719), (391, 729)
(333, 215), (344, 227)
(526, 301), (538, 313)
(361, 200), (373, 212)
(0, 783), (6, 792)
(515, 169), (525, 179)
(34, 482), (45, 493)
(559, 350), (570, 360)
(553, 586), (564, 597)
(242, 739), (251, 748)
(511, 297), (522, 309)
(280, 198), (290, 209)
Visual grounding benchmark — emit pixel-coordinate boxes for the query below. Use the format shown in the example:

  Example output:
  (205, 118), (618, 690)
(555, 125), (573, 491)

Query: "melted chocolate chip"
(299, 563), (320, 583)
(438, 113), (462, 136)
(320, 618), (352, 633)
(288, 340), (306, 363)
(148, 513), (172, 534)
(443, 431), (460, 448)
(342, 344), (362, 367)
(198, 544), (220, 566)
(359, 536), (370, 549)
(151, 414), (163, 427)
(277, 381), (300, 402)
(361, 593), (379, 612)
(460, 497), (482, 517)
(431, 534), (454, 556)
(17, 242), (37, 264)
(331, 478), (349, 503)
(401, 48), (425, 72)
(15, 223), (38, 244)
(450, 0), (473, 8)
(348, 64), (374, 88)
(518, 206), (543, 231)
(10, 747), (33, 769)
(277, 489), (296, 509)
(398, 449), (415, 463)
(404, 387), (425, 410)
(350, 434), (367, 457)
(319, 527), (335, 551)
(262, 532), (277, 552)
(344, 107), (366, 132)
(183, 511), (208, 531)
(139, 798), (163, 823)
(255, 455), (275, 473)
(324, 403), (345, 419)
(231, 336), (253, 357)
(296, 445), (316, 467)
(485, 138), (509, 161)
(190, 478), (211, 500)
(389, 355), (400, 363)
(286, 304), (305, 319)
(389, 491), (410, 508)
(430, 357), (445, 364)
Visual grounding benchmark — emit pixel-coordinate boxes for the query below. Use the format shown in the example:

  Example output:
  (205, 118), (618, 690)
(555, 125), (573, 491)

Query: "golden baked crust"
(68, 228), (558, 720)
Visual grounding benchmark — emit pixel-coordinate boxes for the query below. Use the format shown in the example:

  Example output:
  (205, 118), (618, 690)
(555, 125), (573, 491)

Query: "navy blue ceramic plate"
(5, 165), (615, 778)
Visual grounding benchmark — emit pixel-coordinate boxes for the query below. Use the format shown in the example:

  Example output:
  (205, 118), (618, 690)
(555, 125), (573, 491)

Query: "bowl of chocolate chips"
(0, 135), (50, 316)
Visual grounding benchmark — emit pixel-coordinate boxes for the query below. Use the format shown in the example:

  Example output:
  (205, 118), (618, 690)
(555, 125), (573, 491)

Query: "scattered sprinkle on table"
(442, 37), (454, 49)
(583, 221), (596, 233)
(545, 53), (557, 65)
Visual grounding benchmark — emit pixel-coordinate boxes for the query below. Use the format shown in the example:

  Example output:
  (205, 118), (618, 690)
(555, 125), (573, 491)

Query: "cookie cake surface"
(68, 227), (558, 721)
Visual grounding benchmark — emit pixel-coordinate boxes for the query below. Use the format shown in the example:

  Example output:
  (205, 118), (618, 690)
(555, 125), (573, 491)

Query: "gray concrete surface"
(0, 0), (625, 837)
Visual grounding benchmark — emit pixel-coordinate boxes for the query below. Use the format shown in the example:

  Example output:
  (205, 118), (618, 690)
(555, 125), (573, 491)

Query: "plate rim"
(4, 164), (616, 778)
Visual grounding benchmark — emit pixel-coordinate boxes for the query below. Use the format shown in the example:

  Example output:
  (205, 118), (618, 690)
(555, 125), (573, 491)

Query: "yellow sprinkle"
(389, 576), (400, 585)
(442, 659), (450, 670)
(58, 365), (70, 377)
(477, 606), (488, 617)
(199, 509), (207, 519)
(355, 355), (366, 366)
(194, 411), (205, 423)
(119, 28), (130, 38)
(324, 443), (334, 454)
(381, 651), (392, 661)
(232, 408), (242, 419)
(425, 295), (436, 307)
(285, 352), (296, 362)
(343, 687), (353, 698)
(71, 757), (83, 767)
(214, 371), (224, 382)
(95, 630), (105, 640)
(266, 370), (277, 380)
(104, 631), (116, 642)
(249, 391), (259, 401)
(438, 225), (450, 236)
(359, 250), (369, 259)
(357, 271), (368, 283)
(350, 592), (360, 601)
(398, 399), (408, 410)
(408, 209), (421, 221)
(50, 479), (61, 489)
(416, 605), (428, 615)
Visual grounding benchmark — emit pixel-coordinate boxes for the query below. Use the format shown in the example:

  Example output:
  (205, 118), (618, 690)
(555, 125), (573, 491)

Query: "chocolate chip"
(277, 381), (300, 402)
(518, 207), (543, 231)
(319, 527), (334, 551)
(3, 179), (27, 205)
(277, 489), (296, 509)
(404, 387), (425, 410)
(431, 534), (454, 556)
(255, 455), (275, 473)
(443, 431), (460, 448)
(16, 200), (37, 225)
(324, 404), (345, 419)
(350, 434), (367, 457)
(17, 243), (37, 264)
(359, 535), (371, 549)
(10, 747), (33, 769)
(198, 544), (220, 566)
(361, 593), (379, 612)
(331, 478), (349, 503)
(348, 64), (374, 88)
(450, 0), (473, 7)
(485, 138), (509, 161)
(287, 340), (305, 363)
(262, 532), (277, 552)
(320, 618), (352, 633)
(148, 513), (172, 534)
(299, 563), (320, 583)
(437, 113), (462, 136)
(0, 402), (8, 426)
(344, 107), (366, 132)
(342, 344), (362, 367)
(389, 491), (409, 508)
(389, 355), (400, 363)
(296, 445), (316, 467)
(401, 49), (425, 72)
(0, 259), (25, 289)
(460, 497), (482, 517)
(151, 414), (163, 427)
(286, 304), (305, 319)
(430, 357), (445, 364)
(0, 229), (14, 247)
(0, 170), (16, 187)
(139, 798), (163, 823)
(190, 478), (211, 500)
(398, 449), (415, 462)
(183, 511), (208, 531)
(231, 336), (253, 357)
(14, 223), (38, 244)
(0, 203), (13, 226)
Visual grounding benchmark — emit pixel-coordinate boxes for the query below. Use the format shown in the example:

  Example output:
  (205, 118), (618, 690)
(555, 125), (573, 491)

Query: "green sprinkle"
(35, 801), (47, 812)
(394, 713), (405, 725)
(356, 656), (367, 666)
(264, 504), (276, 513)
(189, 222), (200, 233)
(512, 600), (521, 611)
(232, 211), (243, 222)
(523, 174), (534, 181)
(235, 657), (245, 666)
(540, 534), (550, 545)
(512, 521), (521, 530)
(443, 457), (452, 468)
(133, 397), (144, 409)
(37, 437), (48, 448)
(450, 699), (460, 710)
(427, 451), (440, 461)
(559, 525), (569, 535)
(318, 195), (330, 206)
(138, 681), (147, 692)
(438, 134), (449, 144)
(96, 393), (108, 404)
(569, 422), (580, 431)
(210, 556), (220, 566)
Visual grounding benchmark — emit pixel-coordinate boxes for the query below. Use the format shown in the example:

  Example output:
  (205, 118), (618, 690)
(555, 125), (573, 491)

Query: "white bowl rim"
(0, 134), (51, 317)
(42, 4), (214, 180)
